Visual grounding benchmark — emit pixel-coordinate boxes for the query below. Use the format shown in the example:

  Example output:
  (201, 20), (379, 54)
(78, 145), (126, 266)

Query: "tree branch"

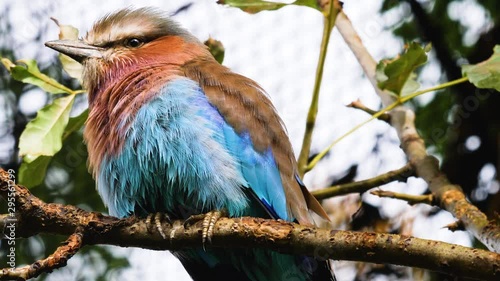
(335, 11), (500, 253)
(347, 99), (391, 123)
(444, 220), (466, 232)
(370, 190), (434, 205)
(0, 169), (499, 280)
(1, 230), (84, 280)
(297, 0), (341, 176)
(391, 108), (500, 252)
(311, 163), (414, 200)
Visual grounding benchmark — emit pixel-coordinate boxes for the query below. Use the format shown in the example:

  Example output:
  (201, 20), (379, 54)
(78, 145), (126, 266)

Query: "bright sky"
(1, 0), (481, 280)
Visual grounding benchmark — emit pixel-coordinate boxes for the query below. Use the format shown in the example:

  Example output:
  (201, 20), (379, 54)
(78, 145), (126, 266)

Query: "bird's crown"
(85, 7), (197, 48)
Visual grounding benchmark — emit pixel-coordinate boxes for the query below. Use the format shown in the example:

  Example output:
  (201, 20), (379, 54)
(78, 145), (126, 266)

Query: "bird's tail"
(299, 255), (336, 281)
(311, 260), (337, 281)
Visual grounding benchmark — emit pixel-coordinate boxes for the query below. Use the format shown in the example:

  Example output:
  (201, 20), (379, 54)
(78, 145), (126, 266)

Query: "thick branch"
(0, 169), (499, 280)
(335, 12), (391, 106)
(391, 108), (500, 252)
(311, 163), (414, 200)
(335, 11), (500, 253)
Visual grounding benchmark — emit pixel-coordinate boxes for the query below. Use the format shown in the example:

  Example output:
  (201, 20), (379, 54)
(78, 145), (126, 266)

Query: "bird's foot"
(146, 212), (172, 239)
(184, 210), (227, 249)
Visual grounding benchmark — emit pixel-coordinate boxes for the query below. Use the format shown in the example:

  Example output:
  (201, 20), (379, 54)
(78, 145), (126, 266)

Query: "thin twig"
(444, 220), (465, 232)
(347, 99), (391, 123)
(400, 77), (469, 103)
(306, 99), (400, 172)
(370, 190), (434, 205)
(297, 0), (341, 177)
(312, 163), (414, 200)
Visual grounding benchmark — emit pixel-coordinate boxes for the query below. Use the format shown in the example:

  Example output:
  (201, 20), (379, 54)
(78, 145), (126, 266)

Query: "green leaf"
(376, 42), (429, 97)
(293, 0), (322, 10)
(18, 156), (52, 188)
(424, 42), (432, 53)
(461, 45), (500, 91)
(18, 109), (88, 188)
(401, 72), (420, 96)
(217, 0), (287, 13)
(217, 0), (321, 14)
(51, 17), (84, 82)
(19, 95), (75, 157)
(63, 109), (88, 140)
(1, 58), (75, 94)
(204, 37), (225, 64)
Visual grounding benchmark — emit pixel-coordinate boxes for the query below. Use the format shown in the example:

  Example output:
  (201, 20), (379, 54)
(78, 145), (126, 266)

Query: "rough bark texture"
(335, 11), (500, 253)
(0, 169), (499, 280)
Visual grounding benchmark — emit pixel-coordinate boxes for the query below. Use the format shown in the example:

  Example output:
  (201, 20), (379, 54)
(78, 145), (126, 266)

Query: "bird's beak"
(45, 40), (104, 63)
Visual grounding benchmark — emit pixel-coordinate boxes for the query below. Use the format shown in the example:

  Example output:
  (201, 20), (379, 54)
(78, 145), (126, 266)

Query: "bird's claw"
(183, 213), (206, 229)
(183, 210), (226, 249)
(202, 210), (224, 245)
(146, 212), (172, 239)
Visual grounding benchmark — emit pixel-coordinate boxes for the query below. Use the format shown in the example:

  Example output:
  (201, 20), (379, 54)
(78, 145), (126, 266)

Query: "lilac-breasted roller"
(46, 7), (335, 281)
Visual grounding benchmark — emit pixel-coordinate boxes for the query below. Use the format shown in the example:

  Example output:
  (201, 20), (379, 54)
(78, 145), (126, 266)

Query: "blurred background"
(0, 0), (498, 280)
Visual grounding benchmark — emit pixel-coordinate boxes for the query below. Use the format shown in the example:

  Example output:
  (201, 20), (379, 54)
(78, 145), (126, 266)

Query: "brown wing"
(182, 57), (329, 225)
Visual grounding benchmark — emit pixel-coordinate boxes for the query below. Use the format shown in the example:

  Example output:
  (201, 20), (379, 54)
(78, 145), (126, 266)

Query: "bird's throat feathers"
(83, 35), (210, 177)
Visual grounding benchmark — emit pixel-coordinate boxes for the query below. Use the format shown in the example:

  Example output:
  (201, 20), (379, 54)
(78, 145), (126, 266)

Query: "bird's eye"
(125, 38), (143, 48)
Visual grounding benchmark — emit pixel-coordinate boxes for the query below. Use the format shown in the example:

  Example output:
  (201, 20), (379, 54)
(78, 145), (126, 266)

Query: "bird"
(45, 7), (335, 281)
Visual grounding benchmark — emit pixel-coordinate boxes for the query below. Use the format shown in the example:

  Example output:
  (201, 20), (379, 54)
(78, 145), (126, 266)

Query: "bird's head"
(45, 7), (209, 98)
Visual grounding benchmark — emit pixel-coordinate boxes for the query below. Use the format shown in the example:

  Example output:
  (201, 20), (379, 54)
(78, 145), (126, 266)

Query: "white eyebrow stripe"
(108, 22), (151, 40)
(84, 7), (199, 47)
